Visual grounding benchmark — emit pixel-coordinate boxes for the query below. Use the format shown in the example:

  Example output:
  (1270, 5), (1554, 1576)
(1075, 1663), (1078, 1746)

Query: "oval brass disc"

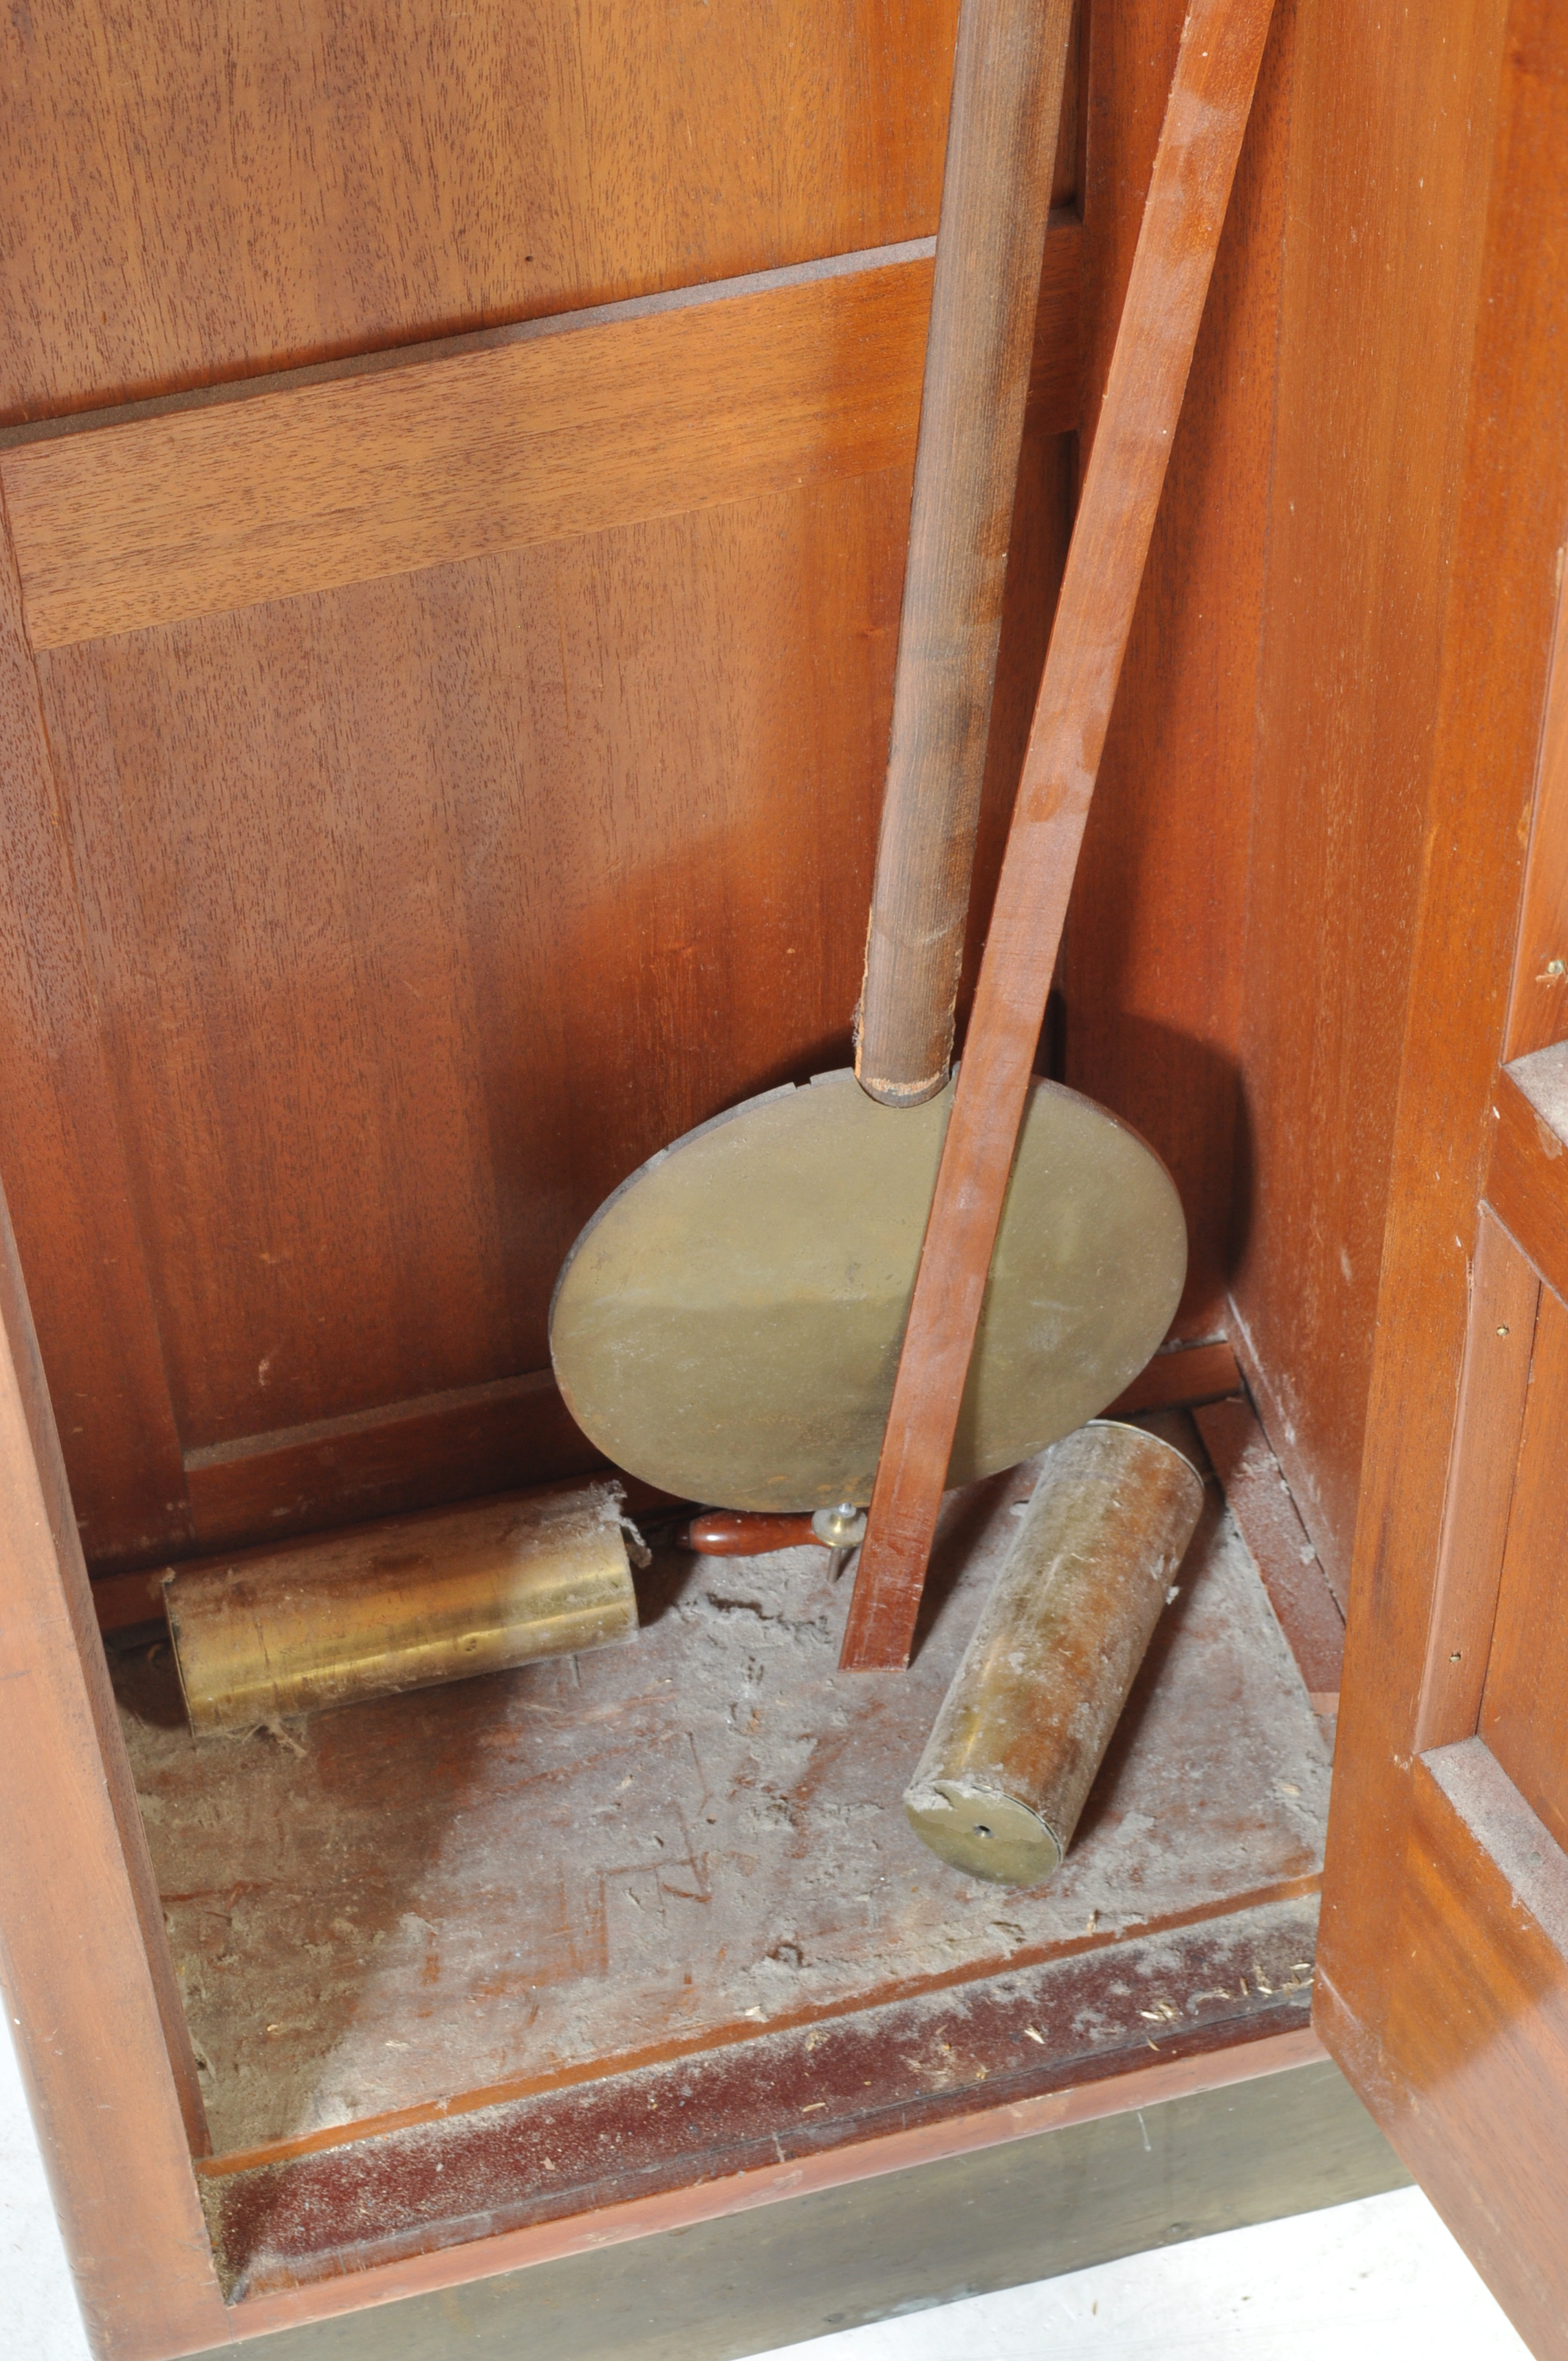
(549, 1072), (1186, 1513)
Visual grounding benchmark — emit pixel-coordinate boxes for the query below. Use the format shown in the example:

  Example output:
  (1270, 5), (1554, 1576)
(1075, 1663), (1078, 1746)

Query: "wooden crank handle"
(854, 0), (1076, 1109)
(843, 0), (1279, 1670)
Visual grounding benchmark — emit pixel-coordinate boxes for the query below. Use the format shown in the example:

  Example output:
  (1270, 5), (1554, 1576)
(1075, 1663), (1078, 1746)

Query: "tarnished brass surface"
(549, 1073), (1186, 1513)
(904, 1421), (1204, 1885)
(166, 1481), (638, 1734)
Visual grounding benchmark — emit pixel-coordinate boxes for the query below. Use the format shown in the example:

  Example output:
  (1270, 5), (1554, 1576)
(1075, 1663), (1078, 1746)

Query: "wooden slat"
(1412, 1209), (1539, 1754)
(1194, 1396), (1344, 1711)
(1, 227), (1081, 652)
(842, 0), (1275, 1670)
(0, 1178), (228, 2357)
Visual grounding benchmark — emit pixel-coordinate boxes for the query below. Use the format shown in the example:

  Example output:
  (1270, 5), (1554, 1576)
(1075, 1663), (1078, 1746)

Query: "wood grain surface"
(1323, 1742), (1568, 2361)
(1312, 1), (1568, 2349)
(0, 504), (195, 1570)
(1, 0), (974, 429)
(843, 0), (1276, 1670)
(855, 0), (1074, 1103)
(0, 1178), (228, 2358)
(33, 478), (906, 1457)
(1227, 0), (1506, 1599)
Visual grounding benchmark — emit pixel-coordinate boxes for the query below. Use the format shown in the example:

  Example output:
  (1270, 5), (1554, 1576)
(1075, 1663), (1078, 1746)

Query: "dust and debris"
(112, 1451), (1330, 2158)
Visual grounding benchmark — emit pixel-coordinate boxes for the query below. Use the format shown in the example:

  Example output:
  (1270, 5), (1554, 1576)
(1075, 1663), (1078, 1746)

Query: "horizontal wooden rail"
(1, 224), (1080, 652)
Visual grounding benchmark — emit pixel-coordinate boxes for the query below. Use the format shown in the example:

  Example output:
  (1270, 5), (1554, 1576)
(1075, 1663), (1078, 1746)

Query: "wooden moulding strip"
(1412, 1208), (1539, 1756)
(1192, 1394), (1344, 1713)
(0, 222), (1080, 653)
(1486, 1048), (1568, 1310)
(88, 1334), (1242, 1634)
(223, 2023), (1325, 2341)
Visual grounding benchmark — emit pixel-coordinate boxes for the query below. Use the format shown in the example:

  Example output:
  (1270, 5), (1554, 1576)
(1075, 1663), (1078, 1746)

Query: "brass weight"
(904, 1422), (1204, 1886)
(164, 1481), (641, 1734)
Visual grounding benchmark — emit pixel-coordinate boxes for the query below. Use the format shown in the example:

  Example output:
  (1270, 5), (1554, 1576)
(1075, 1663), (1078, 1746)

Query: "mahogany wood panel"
(1504, 579), (1568, 1061)
(1064, 0), (1294, 1338)
(843, 0), (1276, 1670)
(1314, 0), (1568, 2345)
(1412, 1208), (1539, 1755)
(29, 443), (1070, 1567)
(1479, 1280), (1568, 1854)
(1229, 0), (1507, 1597)
(0, 0), (968, 428)
(32, 479), (907, 1464)
(0, 507), (194, 1570)
(1486, 1050), (1568, 1310)
(1193, 1396), (1343, 1710)
(0, 1179), (228, 2359)
(1321, 1742), (1568, 2361)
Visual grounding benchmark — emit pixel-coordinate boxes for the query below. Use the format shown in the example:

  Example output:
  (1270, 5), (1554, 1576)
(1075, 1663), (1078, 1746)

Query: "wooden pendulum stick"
(841, 0), (1279, 1672)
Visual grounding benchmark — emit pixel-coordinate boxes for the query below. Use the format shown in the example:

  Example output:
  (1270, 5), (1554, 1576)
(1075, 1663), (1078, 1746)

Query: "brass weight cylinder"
(164, 1480), (641, 1734)
(904, 1421), (1203, 1886)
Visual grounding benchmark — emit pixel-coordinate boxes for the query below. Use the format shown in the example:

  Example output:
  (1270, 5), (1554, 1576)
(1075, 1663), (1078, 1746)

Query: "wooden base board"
(187, 2056), (1409, 2361)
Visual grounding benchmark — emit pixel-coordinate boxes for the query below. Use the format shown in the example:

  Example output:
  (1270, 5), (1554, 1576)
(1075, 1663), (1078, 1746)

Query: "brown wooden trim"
(1193, 1396), (1344, 1712)
(1, 226), (1080, 653)
(223, 2023), (1324, 2339)
(0, 1178), (228, 2359)
(88, 1337), (1242, 1636)
(1485, 1051), (1568, 1309)
(1411, 1209), (1539, 1754)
